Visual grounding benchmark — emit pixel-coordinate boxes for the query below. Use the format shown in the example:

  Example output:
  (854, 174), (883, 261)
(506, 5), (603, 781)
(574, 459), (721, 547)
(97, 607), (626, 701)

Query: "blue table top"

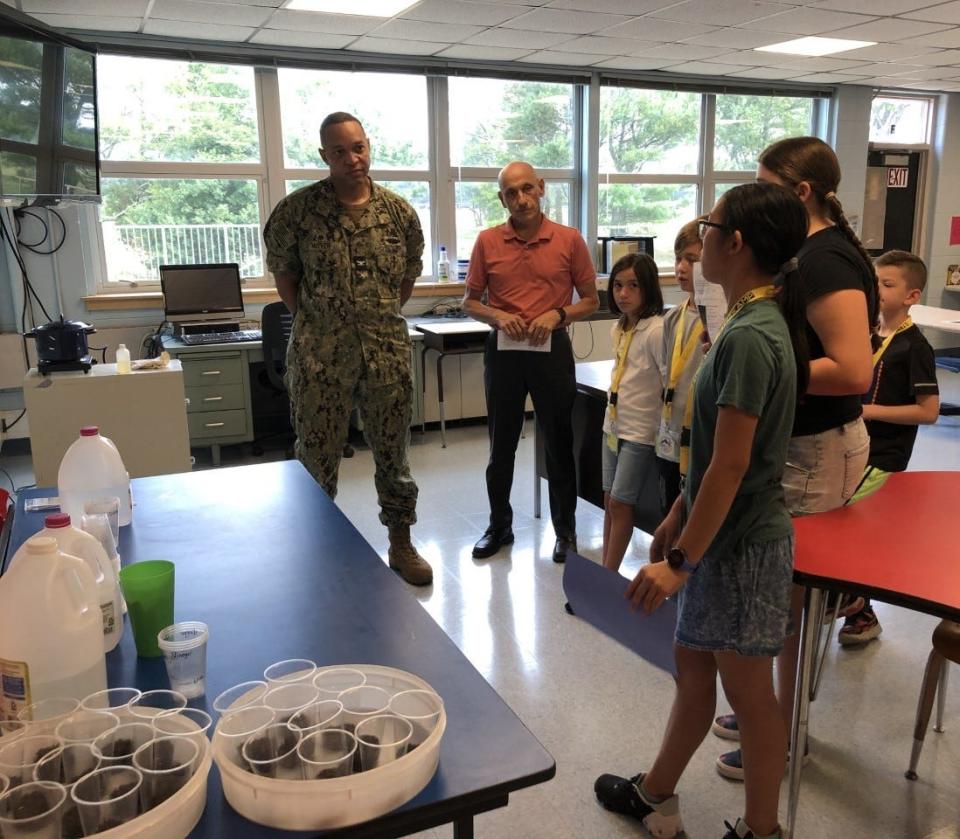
(7, 460), (555, 837)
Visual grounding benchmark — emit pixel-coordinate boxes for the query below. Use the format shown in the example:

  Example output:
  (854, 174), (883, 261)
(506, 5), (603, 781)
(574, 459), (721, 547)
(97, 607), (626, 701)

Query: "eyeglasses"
(698, 219), (733, 235)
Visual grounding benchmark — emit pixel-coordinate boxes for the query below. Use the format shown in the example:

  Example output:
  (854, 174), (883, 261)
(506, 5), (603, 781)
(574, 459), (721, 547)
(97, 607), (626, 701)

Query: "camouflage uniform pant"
(287, 348), (418, 528)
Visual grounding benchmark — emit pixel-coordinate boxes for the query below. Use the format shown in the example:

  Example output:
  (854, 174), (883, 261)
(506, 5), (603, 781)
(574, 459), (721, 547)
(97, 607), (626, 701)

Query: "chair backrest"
(260, 301), (294, 392)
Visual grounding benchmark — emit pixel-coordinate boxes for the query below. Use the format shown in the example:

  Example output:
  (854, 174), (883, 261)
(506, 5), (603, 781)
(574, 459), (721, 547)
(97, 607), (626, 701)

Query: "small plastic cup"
(127, 690), (188, 721)
(214, 706), (275, 769)
(0, 779), (66, 838)
(212, 681), (268, 717)
(287, 700), (342, 737)
(312, 667), (365, 699)
(92, 722), (154, 768)
(388, 689), (444, 749)
(337, 685), (391, 734)
(33, 743), (100, 785)
(0, 734), (63, 788)
(297, 728), (356, 780)
(132, 736), (198, 809)
(55, 711), (120, 747)
(118, 560), (175, 658)
(82, 497), (120, 548)
(263, 683), (320, 724)
(355, 715), (412, 771)
(80, 688), (142, 721)
(71, 766), (141, 835)
(16, 698), (80, 734)
(241, 724), (301, 780)
(263, 659), (316, 686)
(156, 622), (209, 698)
(151, 709), (211, 771)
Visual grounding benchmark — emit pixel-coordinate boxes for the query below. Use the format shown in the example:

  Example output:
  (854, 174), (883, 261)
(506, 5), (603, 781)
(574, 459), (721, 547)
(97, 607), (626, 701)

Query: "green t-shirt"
(682, 298), (796, 557)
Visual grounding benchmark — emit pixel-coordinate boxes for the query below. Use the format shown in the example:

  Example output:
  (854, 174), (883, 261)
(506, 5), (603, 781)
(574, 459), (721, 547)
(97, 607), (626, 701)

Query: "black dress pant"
(483, 329), (577, 538)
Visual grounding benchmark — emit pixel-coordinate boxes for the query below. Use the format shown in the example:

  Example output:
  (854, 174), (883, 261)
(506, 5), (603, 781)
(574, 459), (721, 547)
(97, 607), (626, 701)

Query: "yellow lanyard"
(679, 285), (778, 477)
(606, 322), (637, 450)
(661, 299), (703, 425)
(872, 316), (912, 366)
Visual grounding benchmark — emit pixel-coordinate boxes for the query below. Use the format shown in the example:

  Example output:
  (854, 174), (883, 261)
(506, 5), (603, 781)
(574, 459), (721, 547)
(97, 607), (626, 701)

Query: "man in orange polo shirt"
(463, 160), (599, 563)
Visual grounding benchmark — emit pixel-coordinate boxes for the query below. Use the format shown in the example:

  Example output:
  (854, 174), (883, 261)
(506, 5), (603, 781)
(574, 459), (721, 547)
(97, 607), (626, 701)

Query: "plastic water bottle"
(0, 536), (107, 717)
(116, 343), (131, 374)
(437, 245), (450, 283)
(58, 426), (133, 527)
(37, 513), (123, 652)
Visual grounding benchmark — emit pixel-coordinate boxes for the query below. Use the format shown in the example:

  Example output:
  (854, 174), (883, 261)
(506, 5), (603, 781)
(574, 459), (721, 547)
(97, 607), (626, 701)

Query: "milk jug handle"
(52, 553), (97, 624)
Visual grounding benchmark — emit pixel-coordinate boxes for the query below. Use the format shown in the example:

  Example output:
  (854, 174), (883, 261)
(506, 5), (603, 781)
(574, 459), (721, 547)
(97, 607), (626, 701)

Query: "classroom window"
(870, 95), (933, 145)
(598, 183), (697, 268)
(714, 94), (814, 171)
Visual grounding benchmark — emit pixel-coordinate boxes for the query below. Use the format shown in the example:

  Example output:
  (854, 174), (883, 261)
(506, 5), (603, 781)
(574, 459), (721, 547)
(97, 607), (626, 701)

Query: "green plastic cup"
(119, 560), (175, 658)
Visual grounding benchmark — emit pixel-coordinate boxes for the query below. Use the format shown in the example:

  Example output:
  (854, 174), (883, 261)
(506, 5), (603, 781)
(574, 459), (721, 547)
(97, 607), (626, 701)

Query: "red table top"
(793, 471), (960, 622)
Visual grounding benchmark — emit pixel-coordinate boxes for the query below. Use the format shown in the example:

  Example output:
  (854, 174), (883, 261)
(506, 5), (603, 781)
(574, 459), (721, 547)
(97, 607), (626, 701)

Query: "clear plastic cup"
(355, 715), (412, 772)
(241, 724), (301, 780)
(0, 720), (29, 743)
(127, 690), (188, 721)
(80, 688), (142, 721)
(0, 734), (63, 788)
(132, 736), (198, 809)
(263, 659), (316, 686)
(388, 689), (444, 749)
(297, 728), (356, 780)
(0, 779), (66, 838)
(82, 497), (120, 549)
(156, 622), (209, 699)
(16, 698), (80, 734)
(92, 722), (154, 768)
(71, 766), (141, 835)
(214, 706), (275, 769)
(312, 667), (365, 699)
(337, 685), (391, 734)
(151, 709), (211, 771)
(55, 711), (120, 747)
(33, 743), (100, 785)
(263, 683), (320, 724)
(287, 700), (342, 737)
(212, 681), (268, 717)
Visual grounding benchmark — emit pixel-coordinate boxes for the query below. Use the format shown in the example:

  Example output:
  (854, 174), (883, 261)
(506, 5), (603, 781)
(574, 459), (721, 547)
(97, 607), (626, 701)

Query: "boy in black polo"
(840, 250), (941, 645)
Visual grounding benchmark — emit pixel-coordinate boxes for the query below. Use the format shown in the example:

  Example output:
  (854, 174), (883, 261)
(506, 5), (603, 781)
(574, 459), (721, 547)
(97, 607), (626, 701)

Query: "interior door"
(862, 148), (925, 256)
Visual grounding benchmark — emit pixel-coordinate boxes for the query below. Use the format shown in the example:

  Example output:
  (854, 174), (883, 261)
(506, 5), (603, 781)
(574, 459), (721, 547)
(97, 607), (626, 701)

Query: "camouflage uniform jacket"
(263, 178), (424, 387)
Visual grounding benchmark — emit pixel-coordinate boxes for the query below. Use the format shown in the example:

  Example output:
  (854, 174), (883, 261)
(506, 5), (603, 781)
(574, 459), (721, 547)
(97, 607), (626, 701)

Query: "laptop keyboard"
(181, 330), (262, 346)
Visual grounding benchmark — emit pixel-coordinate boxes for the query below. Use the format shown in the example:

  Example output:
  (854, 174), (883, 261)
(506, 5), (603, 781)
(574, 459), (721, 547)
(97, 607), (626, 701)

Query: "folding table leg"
(436, 353), (447, 448)
(786, 585), (823, 839)
(453, 816), (474, 839)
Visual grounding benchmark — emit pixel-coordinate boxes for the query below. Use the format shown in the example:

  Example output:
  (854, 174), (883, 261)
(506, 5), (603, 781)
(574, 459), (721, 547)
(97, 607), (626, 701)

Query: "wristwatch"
(666, 546), (698, 574)
(555, 306), (567, 324)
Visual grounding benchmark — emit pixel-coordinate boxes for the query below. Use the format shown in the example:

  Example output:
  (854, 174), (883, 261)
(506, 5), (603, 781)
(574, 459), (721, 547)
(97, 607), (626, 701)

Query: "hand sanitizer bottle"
(116, 343), (131, 374)
(437, 245), (450, 283)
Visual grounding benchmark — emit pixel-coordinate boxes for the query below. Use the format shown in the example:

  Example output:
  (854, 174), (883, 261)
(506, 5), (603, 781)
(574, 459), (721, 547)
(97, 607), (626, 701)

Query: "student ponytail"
(822, 190), (880, 329)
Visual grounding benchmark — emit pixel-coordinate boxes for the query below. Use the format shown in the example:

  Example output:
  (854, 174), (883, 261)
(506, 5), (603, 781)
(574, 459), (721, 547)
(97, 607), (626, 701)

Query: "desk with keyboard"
(179, 329), (262, 346)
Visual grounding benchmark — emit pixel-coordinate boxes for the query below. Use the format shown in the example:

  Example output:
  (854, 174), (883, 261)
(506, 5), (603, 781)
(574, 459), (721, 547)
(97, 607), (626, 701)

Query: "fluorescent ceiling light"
(754, 36), (875, 57)
(286, 0), (415, 14)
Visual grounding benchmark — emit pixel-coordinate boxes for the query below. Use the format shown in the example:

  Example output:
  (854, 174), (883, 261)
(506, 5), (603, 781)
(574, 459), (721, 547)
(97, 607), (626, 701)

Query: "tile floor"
(2, 373), (959, 838)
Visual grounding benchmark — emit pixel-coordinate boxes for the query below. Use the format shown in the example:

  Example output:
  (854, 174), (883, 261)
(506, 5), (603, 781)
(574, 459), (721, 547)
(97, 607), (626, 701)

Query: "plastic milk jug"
(37, 514), (123, 652)
(0, 536), (107, 719)
(58, 426), (132, 526)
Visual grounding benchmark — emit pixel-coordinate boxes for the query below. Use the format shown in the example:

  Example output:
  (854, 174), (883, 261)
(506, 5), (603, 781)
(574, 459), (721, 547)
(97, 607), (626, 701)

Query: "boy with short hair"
(840, 249), (940, 645)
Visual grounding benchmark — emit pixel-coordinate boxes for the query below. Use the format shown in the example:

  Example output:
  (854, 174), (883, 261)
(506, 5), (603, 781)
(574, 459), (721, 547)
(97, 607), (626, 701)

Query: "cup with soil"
(16, 698), (80, 736)
(312, 667), (365, 700)
(286, 700), (342, 738)
(263, 683), (320, 725)
(337, 686), (391, 735)
(214, 706), (275, 770)
(132, 736), (198, 809)
(80, 688), (142, 723)
(355, 715), (412, 772)
(71, 765), (142, 835)
(0, 734), (63, 788)
(0, 779), (66, 838)
(55, 711), (120, 747)
(212, 681), (268, 717)
(152, 709), (212, 771)
(33, 745), (101, 839)
(297, 728), (356, 780)
(126, 690), (187, 723)
(241, 724), (302, 780)
(92, 722), (154, 768)
(388, 689), (444, 751)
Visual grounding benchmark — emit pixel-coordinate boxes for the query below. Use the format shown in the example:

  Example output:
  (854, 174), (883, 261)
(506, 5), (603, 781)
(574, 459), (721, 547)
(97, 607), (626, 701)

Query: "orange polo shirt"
(465, 216), (596, 323)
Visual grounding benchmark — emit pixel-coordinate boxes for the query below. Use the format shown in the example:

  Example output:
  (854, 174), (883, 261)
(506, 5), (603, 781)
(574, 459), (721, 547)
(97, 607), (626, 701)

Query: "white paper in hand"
(497, 331), (551, 352)
(692, 262), (725, 342)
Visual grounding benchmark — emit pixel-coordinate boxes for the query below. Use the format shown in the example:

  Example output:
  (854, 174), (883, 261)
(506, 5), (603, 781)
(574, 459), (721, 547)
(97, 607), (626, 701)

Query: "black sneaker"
(594, 772), (683, 837)
(722, 817), (782, 838)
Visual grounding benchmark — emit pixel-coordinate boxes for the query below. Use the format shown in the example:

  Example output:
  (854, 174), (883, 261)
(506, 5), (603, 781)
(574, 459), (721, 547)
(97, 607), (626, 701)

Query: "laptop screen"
(160, 263), (244, 325)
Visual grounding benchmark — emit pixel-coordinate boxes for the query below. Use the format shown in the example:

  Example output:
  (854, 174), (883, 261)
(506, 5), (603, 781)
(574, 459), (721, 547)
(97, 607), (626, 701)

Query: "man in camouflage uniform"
(263, 111), (432, 586)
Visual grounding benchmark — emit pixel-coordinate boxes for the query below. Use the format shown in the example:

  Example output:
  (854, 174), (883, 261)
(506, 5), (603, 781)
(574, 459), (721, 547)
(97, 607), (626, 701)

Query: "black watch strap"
(555, 307), (567, 324)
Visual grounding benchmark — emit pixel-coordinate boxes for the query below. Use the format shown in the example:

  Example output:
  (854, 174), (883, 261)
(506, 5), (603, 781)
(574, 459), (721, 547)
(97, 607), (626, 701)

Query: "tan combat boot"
(387, 527), (433, 587)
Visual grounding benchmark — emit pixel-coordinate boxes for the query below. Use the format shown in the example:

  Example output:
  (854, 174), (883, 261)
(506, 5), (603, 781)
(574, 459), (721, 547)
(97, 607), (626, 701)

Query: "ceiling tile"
(369, 18), (484, 41)
(728, 65), (813, 78)
(905, 66), (960, 79)
(899, 28), (960, 47)
(836, 42), (941, 61)
(741, 7), (877, 34)
(150, 0), (272, 27)
(901, 1), (960, 23)
(639, 43), (734, 60)
(142, 18), (256, 40)
(30, 13), (143, 31)
(833, 17), (944, 40)
(435, 43), (536, 59)
(500, 8), (631, 34)
(851, 61), (929, 75)
(516, 49), (609, 64)
(400, 0), (526, 26)
(809, 0), (945, 12)
(681, 27), (793, 48)
(703, 49), (766, 65)
(463, 26), (578, 47)
(788, 71), (872, 83)
(668, 60), (756, 74)
(592, 55), (679, 69)
(649, 0), (794, 27)
(557, 35), (663, 55)
(346, 36), (446, 55)
(249, 29), (355, 48)
(547, 0), (675, 12)
(264, 11), (383, 35)
(22, 0), (149, 13)
(599, 17), (720, 40)
(904, 48), (960, 65)
(753, 55), (870, 71)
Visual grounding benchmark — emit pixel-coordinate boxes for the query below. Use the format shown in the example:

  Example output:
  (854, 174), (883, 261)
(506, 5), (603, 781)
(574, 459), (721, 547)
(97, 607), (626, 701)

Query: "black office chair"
(257, 301), (353, 458)
(935, 354), (960, 416)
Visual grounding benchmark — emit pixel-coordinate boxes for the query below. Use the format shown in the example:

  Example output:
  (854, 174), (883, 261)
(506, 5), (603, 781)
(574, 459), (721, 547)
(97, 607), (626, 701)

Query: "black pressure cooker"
(25, 316), (96, 373)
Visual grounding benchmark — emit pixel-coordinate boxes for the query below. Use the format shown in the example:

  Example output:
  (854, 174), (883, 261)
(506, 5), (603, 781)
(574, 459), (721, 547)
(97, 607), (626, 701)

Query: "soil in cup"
(245, 737), (271, 762)
(62, 806), (83, 839)
(9, 788), (49, 818)
(152, 739), (176, 771)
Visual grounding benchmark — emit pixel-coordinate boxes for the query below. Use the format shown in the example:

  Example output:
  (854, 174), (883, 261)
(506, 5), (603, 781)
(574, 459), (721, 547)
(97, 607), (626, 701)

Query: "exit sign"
(887, 167), (909, 188)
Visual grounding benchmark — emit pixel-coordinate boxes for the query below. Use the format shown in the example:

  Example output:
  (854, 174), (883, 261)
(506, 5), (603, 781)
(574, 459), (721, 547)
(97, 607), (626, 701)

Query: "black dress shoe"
(472, 528), (514, 559)
(552, 536), (577, 564)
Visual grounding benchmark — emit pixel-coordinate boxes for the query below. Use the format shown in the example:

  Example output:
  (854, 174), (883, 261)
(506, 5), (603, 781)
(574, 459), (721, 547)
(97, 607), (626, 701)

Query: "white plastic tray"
(212, 664), (445, 831)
